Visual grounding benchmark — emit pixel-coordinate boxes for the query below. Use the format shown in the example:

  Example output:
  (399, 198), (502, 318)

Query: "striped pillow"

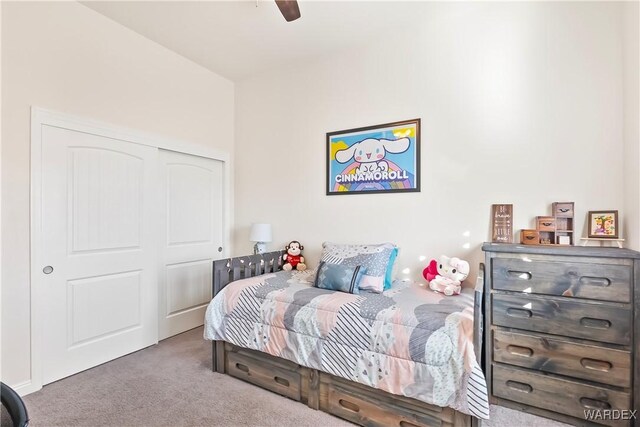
(314, 262), (366, 294)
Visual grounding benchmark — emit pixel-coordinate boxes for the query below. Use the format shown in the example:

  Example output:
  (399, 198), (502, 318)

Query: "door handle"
(43, 266), (54, 274)
(218, 247), (223, 253)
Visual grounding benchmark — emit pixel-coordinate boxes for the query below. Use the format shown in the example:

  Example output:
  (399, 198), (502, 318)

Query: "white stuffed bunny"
(428, 255), (470, 296)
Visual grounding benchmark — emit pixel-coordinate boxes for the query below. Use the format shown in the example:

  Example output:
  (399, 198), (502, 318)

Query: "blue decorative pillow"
(320, 242), (398, 293)
(385, 247), (399, 290)
(314, 261), (366, 294)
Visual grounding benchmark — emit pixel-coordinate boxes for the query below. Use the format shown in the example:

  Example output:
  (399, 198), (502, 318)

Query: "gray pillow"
(314, 261), (366, 294)
(320, 242), (397, 293)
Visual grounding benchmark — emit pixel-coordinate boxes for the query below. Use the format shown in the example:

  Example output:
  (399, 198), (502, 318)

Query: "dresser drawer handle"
(506, 270), (532, 280)
(580, 317), (611, 329)
(558, 208), (571, 213)
(506, 345), (533, 357)
(506, 308), (533, 318)
(506, 380), (533, 393)
(579, 276), (611, 287)
(580, 358), (612, 372)
(580, 397), (611, 410)
(541, 222), (553, 227)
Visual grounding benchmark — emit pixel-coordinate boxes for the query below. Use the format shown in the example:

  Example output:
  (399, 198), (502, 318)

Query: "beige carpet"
(23, 327), (569, 427)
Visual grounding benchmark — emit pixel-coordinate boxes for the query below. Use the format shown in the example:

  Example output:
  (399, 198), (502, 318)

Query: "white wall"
(235, 2), (632, 277)
(623, 1), (640, 251)
(1, 2), (234, 390)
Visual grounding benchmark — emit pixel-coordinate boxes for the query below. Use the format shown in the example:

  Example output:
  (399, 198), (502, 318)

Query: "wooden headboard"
(212, 250), (287, 297)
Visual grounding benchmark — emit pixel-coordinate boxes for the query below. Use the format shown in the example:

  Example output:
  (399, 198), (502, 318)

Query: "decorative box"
(552, 202), (574, 218)
(536, 216), (556, 232)
(520, 229), (540, 245)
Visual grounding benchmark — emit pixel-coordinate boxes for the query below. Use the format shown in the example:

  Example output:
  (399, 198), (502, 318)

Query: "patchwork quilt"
(203, 270), (489, 419)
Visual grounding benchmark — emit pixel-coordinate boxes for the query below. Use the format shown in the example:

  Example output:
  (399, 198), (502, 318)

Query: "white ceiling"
(82, 1), (434, 82)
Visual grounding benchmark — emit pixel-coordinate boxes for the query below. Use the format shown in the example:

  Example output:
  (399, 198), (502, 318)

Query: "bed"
(204, 250), (488, 427)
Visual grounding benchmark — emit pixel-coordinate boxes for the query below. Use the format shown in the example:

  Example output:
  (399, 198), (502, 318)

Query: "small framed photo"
(587, 210), (619, 238)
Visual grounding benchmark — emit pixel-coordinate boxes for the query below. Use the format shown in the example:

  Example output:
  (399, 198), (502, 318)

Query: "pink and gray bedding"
(204, 270), (489, 419)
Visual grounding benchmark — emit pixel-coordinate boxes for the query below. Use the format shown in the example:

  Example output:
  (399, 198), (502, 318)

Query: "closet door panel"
(158, 149), (224, 339)
(41, 125), (158, 384)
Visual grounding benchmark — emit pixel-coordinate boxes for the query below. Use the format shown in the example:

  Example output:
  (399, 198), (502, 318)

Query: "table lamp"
(249, 223), (272, 255)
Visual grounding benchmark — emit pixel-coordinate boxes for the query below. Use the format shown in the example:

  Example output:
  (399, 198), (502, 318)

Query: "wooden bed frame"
(211, 251), (484, 427)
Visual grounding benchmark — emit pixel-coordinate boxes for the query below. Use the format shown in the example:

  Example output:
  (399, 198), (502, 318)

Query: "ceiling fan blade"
(275, 0), (301, 22)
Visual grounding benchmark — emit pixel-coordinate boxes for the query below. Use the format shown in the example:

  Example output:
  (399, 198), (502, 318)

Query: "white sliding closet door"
(158, 149), (224, 340)
(40, 125), (158, 385)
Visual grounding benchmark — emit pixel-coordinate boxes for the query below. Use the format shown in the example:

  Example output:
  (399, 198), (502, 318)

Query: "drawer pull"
(506, 345), (533, 357)
(235, 363), (250, 373)
(580, 397), (611, 410)
(580, 317), (611, 329)
(524, 235), (536, 241)
(580, 358), (612, 372)
(579, 276), (611, 287)
(558, 208), (571, 213)
(339, 399), (360, 413)
(541, 222), (553, 227)
(274, 376), (290, 387)
(506, 308), (533, 318)
(506, 380), (533, 393)
(507, 270), (532, 280)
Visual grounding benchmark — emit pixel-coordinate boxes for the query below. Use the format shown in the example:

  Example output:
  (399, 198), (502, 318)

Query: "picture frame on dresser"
(482, 243), (640, 426)
(588, 210), (619, 239)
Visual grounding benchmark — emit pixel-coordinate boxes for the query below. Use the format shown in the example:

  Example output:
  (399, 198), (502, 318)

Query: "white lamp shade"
(249, 223), (272, 242)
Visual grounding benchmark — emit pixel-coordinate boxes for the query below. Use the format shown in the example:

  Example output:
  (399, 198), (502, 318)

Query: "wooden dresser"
(482, 243), (640, 426)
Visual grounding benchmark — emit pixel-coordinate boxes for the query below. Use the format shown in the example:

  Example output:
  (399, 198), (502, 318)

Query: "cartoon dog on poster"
(335, 137), (410, 174)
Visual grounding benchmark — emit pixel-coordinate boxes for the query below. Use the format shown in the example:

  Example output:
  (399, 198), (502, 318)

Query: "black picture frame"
(326, 118), (421, 195)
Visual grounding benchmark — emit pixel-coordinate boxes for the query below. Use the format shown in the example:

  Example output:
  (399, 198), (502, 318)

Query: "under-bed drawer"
(493, 330), (631, 387)
(492, 293), (631, 345)
(493, 364), (632, 426)
(492, 258), (632, 303)
(319, 373), (457, 427)
(326, 386), (445, 427)
(226, 349), (302, 401)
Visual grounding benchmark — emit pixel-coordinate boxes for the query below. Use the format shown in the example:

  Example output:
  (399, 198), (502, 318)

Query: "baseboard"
(12, 380), (41, 396)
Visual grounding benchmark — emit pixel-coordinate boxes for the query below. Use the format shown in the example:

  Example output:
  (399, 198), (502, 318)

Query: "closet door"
(158, 149), (224, 339)
(40, 125), (158, 385)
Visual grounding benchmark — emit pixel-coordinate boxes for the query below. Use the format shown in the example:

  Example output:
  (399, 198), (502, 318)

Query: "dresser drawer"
(493, 364), (632, 426)
(493, 330), (631, 387)
(492, 258), (632, 303)
(492, 293), (631, 345)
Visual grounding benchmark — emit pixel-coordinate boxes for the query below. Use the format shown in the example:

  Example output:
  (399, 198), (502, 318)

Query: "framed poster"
(587, 210), (618, 238)
(326, 118), (420, 195)
(491, 204), (513, 243)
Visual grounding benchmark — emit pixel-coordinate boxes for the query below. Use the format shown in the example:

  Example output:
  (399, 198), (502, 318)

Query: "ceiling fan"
(275, 0), (301, 22)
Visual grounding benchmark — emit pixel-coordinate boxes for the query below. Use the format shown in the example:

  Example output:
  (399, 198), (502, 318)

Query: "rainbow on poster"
(326, 119), (420, 195)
